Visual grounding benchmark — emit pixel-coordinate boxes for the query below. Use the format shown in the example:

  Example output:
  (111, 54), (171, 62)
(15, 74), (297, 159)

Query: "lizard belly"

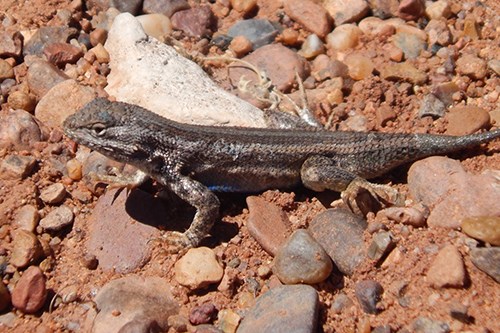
(193, 169), (302, 193)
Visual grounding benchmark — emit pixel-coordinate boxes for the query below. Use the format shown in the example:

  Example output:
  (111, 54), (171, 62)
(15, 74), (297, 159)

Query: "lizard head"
(63, 98), (147, 162)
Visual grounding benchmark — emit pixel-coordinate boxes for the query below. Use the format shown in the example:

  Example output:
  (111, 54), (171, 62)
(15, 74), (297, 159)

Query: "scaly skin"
(63, 98), (500, 251)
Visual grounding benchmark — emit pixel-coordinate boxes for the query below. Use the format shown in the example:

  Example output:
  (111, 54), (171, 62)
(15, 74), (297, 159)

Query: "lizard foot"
(162, 231), (196, 254)
(341, 178), (404, 216)
(88, 169), (149, 190)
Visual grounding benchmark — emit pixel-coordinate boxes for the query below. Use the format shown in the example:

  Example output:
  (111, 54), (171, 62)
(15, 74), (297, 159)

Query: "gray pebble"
(354, 280), (384, 314)
(412, 317), (450, 333)
(309, 208), (367, 276)
(238, 285), (318, 333)
(40, 183), (67, 205)
(273, 229), (333, 285)
(227, 19), (280, 50)
(470, 247), (500, 283)
(39, 205), (74, 232)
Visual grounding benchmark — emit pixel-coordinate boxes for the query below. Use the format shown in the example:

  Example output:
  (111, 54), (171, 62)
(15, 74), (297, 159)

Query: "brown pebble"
(445, 105), (490, 135)
(229, 35), (253, 58)
(7, 91), (37, 113)
(426, 244), (465, 288)
(11, 266), (47, 314)
(89, 28), (108, 46)
(39, 183), (67, 205)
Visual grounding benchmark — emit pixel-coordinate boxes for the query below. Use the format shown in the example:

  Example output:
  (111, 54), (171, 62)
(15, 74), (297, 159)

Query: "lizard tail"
(418, 128), (500, 154)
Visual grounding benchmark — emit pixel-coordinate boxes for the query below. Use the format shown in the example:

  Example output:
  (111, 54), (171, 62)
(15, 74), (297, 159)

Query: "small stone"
(298, 34), (325, 60)
(39, 205), (74, 232)
(23, 26), (78, 57)
(326, 24), (362, 51)
(11, 266), (47, 314)
(246, 196), (292, 256)
(374, 104), (396, 128)
(0, 283), (10, 312)
(257, 265), (271, 278)
(13, 205), (40, 232)
(380, 206), (426, 227)
(309, 209), (367, 276)
(425, 19), (451, 46)
(237, 285), (318, 333)
(26, 60), (69, 99)
(0, 110), (44, 151)
(43, 42), (84, 67)
(398, 0), (425, 21)
(425, 1), (451, 19)
(344, 54), (374, 80)
(10, 230), (44, 268)
(89, 28), (108, 46)
(34, 79), (97, 129)
(230, 0), (258, 15)
(40, 183), (67, 205)
(281, 28), (299, 46)
(426, 244), (465, 288)
(470, 247), (500, 283)
(380, 62), (427, 84)
(81, 253), (99, 270)
(463, 18), (479, 40)
(368, 0), (399, 19)
(0, 58), (14, 80)
(323, 0), (370, 25)
(93, 275), (179, 332)
(171, 6), (215, 38)
(445, 106), (490, 136)
(456, 54), (487, 80)
(167, 314), (189, 333)
(461, 216), (500, 246)
(284, 0), (332, 38)
(189, 303), (217, 325)
(0, 155), (36, 180)
(273, 229), (333, 285)
(229, 35), (253, 58)
(227, 19), (280, 51)
(408, 157), (500, 229)
(142, 0), (190, 17)
(228, 44), (310, 93)
(66, 158), (83, 181)
(89, 44), (110, 63)
(217, 309), (240, 333)
(393, 31), (426, 59)
(354, 280), (384, 314)
(372, 325), (392, 333)
(7, 91), (37, 113)
(432, 81), (459, 107)
(174, 247), (224, 290)
(312, 57), (349, 81)
(331, 292), (354, 314)
(136, 14), (173, 42)
(418, 94), (446, 118)
(412, 317), (450, 333)
(449, 302), (472, 323)
(0, 30), (23, 57)
(367, 231), (395, 262)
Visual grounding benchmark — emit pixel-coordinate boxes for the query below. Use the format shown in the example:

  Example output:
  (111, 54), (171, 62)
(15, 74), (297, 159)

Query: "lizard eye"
(91, 123), (107, 136)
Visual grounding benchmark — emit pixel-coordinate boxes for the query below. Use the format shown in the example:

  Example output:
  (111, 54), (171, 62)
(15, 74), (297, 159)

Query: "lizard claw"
(342, 178), (404, 216)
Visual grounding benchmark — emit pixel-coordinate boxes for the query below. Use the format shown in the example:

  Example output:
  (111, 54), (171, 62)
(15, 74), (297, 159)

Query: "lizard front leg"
(300, 155), (404, 215)
(159, 174), (220, 253)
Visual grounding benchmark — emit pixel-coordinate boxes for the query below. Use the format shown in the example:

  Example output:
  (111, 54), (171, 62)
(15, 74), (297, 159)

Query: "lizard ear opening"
(92, 123), (107, 136)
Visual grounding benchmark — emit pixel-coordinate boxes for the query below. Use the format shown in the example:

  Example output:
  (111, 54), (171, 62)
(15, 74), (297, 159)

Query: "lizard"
(63, 98), (500, 252)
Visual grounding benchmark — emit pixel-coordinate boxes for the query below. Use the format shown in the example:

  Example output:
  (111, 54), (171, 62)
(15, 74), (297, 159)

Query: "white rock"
(104, 13), (267, 127)
(174, 247), (224, 290)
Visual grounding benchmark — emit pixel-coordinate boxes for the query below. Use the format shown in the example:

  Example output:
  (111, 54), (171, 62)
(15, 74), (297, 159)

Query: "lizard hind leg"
(300, 156), (404, 215)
